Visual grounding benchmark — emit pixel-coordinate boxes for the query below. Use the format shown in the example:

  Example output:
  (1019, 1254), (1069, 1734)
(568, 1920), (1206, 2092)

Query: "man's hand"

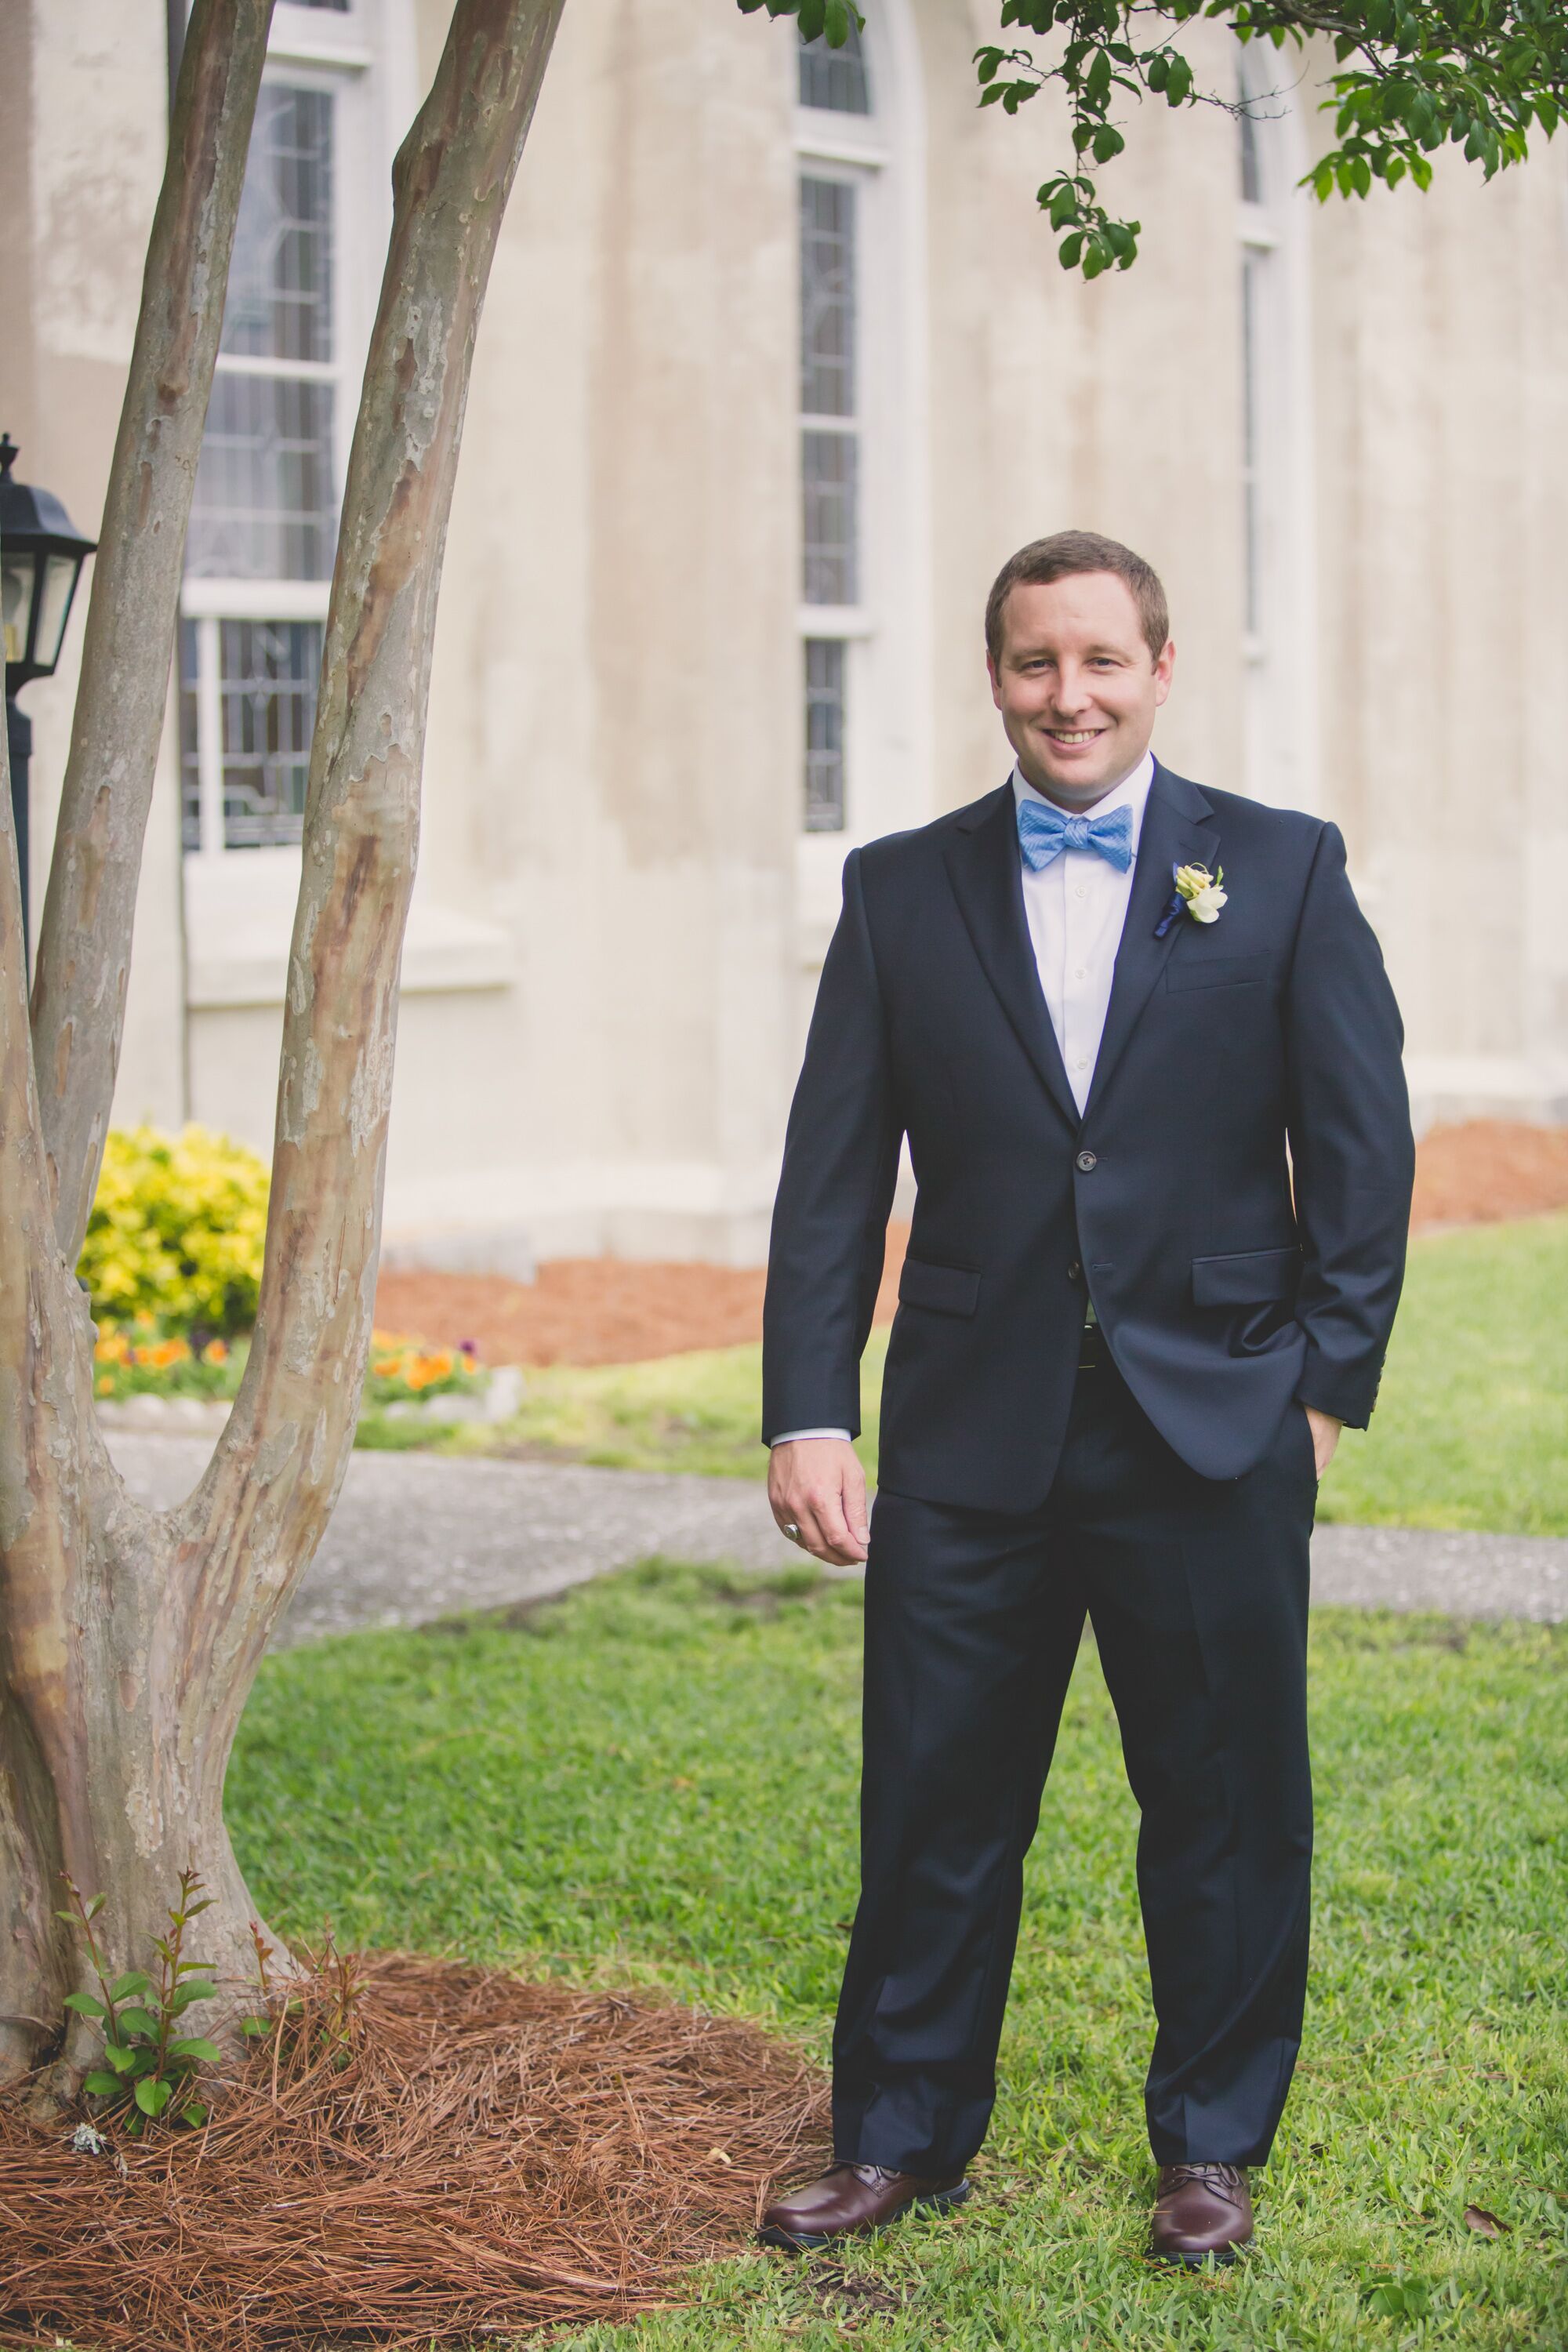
(1305, 1406), (1342, 1480)
(768, 1437), (870, 1566)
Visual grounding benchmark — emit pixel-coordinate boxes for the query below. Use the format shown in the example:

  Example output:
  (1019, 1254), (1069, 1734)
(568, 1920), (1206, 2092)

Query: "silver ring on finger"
(782, 1521), (803, 1544)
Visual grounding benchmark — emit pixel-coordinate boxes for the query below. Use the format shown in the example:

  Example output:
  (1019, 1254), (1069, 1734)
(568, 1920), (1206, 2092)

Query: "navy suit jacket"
(762, 762), (1416, 1512)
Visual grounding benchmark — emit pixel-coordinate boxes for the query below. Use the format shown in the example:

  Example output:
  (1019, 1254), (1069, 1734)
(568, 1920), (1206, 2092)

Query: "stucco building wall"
(2, 0), (1563, 1272)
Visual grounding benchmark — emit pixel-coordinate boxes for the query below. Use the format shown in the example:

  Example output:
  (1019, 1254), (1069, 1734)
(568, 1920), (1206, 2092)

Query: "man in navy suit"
(757, 532), (1414, 2263)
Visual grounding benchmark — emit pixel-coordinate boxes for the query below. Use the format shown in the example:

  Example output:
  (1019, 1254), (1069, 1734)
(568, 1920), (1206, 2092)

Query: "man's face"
(987, 572), (1174, 807)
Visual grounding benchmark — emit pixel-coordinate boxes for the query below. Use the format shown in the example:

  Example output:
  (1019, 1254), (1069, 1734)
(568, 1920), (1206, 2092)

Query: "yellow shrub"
(78, 1126), (270, 1336)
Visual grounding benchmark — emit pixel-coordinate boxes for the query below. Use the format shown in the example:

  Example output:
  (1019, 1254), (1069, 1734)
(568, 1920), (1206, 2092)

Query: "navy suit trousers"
(831, 1327), (1317, 2176)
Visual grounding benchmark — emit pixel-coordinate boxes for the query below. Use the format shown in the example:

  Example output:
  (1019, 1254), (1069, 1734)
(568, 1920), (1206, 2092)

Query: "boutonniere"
(1154, 862), (1227, 938)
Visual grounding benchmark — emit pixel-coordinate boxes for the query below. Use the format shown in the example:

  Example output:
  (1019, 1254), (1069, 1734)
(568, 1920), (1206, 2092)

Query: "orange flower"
(96, 1374), (114, 1396)
(94, 1331), (130, 1364)
(201, 1338), (229, 1366)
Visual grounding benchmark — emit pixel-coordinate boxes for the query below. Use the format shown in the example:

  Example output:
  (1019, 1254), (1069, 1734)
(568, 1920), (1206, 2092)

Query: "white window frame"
(180, 0), (416, 860)
(793, 1), (932, 942)
(1236, 45), (1319, 812)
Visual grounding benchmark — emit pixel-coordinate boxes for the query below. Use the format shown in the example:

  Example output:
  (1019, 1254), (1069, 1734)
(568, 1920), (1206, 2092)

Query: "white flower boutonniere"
(1174, 862), (1227, 924)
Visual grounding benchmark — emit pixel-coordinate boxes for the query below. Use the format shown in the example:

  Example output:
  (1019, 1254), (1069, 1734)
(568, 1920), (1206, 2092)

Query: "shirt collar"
(1011, 749), (1156, 852)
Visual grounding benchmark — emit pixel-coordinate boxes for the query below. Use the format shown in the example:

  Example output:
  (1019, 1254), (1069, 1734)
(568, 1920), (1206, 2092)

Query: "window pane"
(799, 18), (871, 114)
(804, 638), (847, 832)
(223, 85), (335, 365)
(187, 374), (337, 579)
(800, 177), (855, 419)
(216, 619), (321, 849)
(802, 430), (858, 604)
(179, 618), (202, 851)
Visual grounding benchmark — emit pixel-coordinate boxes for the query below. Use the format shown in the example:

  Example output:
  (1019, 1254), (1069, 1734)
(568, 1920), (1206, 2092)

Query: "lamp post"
(2, 433), (98, 953)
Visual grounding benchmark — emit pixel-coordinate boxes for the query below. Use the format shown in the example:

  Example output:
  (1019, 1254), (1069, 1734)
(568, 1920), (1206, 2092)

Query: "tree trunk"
(0, 0), (565, 2107)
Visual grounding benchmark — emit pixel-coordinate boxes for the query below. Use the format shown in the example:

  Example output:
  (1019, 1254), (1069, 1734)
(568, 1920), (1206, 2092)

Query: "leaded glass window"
(187, 85), (338, 583)
(800, 176), (855, 419)
(182, 67), (345, 850)
(799, 17), (871, 114)
(804, 641), (847, 831)
(180, 617), (321, 851)
(798, 172), (860, 826)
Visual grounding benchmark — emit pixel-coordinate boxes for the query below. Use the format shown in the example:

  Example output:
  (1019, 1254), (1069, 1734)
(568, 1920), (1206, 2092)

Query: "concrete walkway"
(104, 1432), (1567, 1643)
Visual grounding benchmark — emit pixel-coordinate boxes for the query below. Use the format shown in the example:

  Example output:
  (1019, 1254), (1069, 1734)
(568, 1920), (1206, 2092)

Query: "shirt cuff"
(768, 1428), (853, 1446)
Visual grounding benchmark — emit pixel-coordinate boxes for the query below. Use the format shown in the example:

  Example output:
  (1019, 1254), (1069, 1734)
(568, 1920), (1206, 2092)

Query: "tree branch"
(28, 0), (274, 1266)
(183, 0), (566, 1679)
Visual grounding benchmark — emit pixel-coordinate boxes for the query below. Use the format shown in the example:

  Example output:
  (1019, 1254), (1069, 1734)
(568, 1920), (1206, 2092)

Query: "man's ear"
(1152, 638), (1175, 706)
(986, 652), (1003, 710)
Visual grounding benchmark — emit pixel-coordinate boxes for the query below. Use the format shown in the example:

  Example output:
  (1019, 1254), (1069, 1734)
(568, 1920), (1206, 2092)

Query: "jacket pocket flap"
(898, 1258), (982, 1316)
(1166, 952), (1270, 993)
(1191, 1246), (1300, 1306)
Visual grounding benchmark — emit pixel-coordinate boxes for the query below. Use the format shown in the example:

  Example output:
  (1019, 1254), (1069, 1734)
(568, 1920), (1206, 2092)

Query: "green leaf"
(180, 2103), (209, 2128)
(82, 2071), (122, 2098)
(1058, 230), (1084, 267)
(123, 2110), (144, 2138)
(114, 2007), (159, 2040)
(168, 2037), (223, 2063)
(241, 2016), (274, 2037)
(107, 1972), (151, 2003)
(63, 1992), (107, 2019)
(133, 2076), (174, 2118)
(128, 2046), (162, 2077)
(102, 2041), (136, 2075)
(169, 1980), (217, 2009)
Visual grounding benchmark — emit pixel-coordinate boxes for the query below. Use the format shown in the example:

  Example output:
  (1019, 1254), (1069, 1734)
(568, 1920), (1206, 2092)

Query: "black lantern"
(2, 433), (97, 950)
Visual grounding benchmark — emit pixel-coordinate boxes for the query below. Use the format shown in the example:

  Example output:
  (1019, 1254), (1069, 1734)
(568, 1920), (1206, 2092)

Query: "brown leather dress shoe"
(1149, 2162), (1254, 2265)
(759, 2161), (970, 2251)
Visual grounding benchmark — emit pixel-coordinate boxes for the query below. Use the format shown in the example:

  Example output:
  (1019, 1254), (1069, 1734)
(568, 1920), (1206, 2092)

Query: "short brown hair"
(985, 530), (1170, 663)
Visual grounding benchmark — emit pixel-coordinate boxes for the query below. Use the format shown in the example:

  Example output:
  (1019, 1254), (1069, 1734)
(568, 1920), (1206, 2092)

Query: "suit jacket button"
(1075, 1149), (1098, 1173)
(1067, 1260), (1082, 1282)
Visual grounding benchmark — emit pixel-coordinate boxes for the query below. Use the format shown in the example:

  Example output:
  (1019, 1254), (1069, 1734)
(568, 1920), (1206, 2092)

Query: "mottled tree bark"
(28, 0), (275, 1262)
(0, 0), (565, 2106)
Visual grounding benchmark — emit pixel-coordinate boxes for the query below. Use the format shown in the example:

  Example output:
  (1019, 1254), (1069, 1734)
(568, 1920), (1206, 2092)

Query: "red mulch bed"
(0, 1954), (829, 2351)
(374, 1121), (1568, 1370)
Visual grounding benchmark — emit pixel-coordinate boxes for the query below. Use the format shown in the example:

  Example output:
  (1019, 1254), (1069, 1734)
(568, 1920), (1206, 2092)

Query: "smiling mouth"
(1044, 728), (1107, 746)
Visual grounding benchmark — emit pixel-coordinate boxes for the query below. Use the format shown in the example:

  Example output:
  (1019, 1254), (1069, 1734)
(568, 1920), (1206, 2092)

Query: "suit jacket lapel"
(942, 784), (1081, 1132)
(1082, 760), (1219, 1121)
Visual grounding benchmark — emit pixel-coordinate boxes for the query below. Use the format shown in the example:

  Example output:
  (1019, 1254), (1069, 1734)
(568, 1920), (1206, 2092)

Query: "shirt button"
(1076, 1149), (1098, 1173)
(1074, 885), (1087, 900)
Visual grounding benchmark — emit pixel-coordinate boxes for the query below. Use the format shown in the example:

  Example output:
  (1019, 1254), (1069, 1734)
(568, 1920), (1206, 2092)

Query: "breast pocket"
(1166, 952), (1271, 994)
(898, 1258), (982, 1316)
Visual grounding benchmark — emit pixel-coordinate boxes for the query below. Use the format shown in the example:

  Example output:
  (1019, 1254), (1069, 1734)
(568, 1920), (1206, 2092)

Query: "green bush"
(78, 1124), (270, 1337)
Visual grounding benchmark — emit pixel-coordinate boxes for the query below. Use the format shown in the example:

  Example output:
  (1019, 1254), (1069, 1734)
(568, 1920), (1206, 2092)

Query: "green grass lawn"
(227, 1563), (1568, 2350)
(448, 1215), (1568, 1537)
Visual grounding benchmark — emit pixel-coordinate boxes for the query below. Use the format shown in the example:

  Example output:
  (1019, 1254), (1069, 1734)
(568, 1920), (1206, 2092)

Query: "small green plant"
(242, 1918), (364, 2071)
(60, 1867), (223, 2134)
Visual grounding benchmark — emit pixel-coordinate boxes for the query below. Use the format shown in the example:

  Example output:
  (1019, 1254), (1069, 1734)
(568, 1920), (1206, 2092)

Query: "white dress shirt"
(770, 752), (1155, 1448)
(1014, 750), (1154, 1115)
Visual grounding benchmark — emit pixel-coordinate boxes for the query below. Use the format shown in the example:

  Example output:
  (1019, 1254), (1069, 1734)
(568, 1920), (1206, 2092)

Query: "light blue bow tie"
(1016, 797), (1134, 874)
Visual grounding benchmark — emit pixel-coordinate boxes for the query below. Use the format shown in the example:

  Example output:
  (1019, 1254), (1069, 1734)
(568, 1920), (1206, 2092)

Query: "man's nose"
(1050, 665), (1092, 712)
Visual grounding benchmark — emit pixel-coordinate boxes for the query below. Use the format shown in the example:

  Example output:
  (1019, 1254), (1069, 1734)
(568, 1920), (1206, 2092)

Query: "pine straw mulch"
(0, 1953), (830, 2352)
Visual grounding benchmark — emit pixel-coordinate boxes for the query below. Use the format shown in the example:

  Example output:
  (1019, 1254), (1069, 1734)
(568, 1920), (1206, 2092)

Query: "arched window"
(1236, 43), (1317, 810)
(793, 5), (931, 877)
(178, 0), (415, 855)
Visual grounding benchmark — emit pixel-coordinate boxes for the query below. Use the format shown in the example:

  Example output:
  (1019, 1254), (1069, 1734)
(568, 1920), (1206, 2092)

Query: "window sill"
(183, 847), (513, 1008)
